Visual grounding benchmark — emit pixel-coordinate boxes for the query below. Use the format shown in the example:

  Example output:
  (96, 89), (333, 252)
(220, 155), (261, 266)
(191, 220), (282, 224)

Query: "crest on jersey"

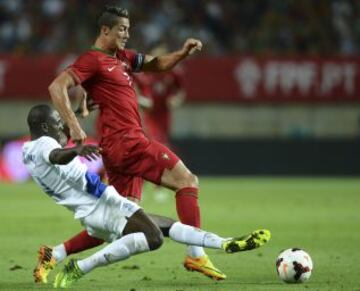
(161, 153), (170, 160)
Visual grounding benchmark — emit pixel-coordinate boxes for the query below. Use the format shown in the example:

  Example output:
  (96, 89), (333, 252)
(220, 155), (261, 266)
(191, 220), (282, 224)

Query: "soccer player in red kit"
(46, 5), (226, 281)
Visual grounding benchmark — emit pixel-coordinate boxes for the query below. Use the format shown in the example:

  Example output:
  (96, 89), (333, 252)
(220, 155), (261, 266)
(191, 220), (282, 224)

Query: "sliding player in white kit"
(23, 104), (271, 288)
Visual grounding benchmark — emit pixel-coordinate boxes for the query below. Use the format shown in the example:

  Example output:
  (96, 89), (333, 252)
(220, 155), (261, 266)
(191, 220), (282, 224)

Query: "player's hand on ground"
(75, 144), (102, 161)
(183, 38), (203, 55)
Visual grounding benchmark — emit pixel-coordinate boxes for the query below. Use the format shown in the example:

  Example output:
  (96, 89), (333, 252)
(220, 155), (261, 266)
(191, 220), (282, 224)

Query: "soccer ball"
(276, 248), (313, 283)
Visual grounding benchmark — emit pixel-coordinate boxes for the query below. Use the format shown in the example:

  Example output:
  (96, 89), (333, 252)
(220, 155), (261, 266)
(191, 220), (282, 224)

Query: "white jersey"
(22, 136), (105, 219)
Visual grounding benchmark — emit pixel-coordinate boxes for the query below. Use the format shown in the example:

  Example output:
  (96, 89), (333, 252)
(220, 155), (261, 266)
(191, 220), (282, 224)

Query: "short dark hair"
(97, 5), (129, 30)
(27, 104), (52, 131)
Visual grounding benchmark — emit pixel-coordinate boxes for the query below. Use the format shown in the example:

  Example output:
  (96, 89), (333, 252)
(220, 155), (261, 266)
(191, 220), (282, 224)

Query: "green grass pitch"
(0, 177), (359, 291)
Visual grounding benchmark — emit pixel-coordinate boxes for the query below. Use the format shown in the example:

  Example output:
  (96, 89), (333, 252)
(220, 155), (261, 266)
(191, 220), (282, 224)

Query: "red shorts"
(101, 132), (179, 201)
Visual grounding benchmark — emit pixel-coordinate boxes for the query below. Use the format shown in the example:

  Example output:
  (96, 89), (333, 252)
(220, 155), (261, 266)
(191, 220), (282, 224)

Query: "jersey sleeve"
(124, 49), (145, 72)
(67, 52), (99, 84)
(37, 136), (62, 164)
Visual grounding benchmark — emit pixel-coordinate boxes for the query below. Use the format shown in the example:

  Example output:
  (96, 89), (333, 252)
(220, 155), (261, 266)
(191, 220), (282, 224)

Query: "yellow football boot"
(184, 255), (226, 280)
(54, 259), (84, 288)
(33, 245), (56, 283)
(222, 229), (271, 253)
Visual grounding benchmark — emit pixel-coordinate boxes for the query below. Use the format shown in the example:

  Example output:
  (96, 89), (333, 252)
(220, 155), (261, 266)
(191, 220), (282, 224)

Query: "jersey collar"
(91, 45), (116, 57)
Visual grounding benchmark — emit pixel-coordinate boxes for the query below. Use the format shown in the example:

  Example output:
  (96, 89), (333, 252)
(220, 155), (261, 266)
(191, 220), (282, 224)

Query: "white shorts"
(80, 186), (141, 242)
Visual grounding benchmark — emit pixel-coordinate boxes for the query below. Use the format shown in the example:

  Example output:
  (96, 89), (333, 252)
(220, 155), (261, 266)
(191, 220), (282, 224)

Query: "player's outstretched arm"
(49, 71), (87, 144)
(49, 145), (101, 165)
(142, 38), (202, 72)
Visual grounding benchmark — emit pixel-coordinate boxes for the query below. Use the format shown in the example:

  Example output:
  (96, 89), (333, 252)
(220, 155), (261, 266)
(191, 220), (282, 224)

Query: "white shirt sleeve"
(36, 136), (62, 164)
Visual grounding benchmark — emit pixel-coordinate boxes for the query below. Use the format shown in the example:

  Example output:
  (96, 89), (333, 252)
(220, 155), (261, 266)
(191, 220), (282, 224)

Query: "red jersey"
(134, 71), (183, 143)
(68, 48), (145, 140)
(66, 49), (180, 200)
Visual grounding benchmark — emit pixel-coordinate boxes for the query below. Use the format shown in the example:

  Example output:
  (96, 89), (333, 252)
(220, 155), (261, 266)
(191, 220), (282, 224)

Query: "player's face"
(48, 110), (68, 146)
(109, 17), (130, 50)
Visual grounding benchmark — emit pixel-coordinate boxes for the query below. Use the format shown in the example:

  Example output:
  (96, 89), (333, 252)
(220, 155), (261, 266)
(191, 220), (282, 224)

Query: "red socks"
(175, 187), (201, 228)
(64, 230), (104, 255)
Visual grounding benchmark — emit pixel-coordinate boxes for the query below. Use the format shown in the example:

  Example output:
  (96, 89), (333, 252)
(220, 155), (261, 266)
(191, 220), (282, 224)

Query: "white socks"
(55, 223), (226, 274)
(187, 246), (206, 258)
(52, 244), (67, 263)
(77, 232), (149, 274)
(169, 222), (226, 254)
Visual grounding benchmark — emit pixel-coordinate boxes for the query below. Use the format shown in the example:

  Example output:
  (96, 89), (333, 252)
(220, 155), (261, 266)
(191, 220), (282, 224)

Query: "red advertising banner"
(0, 54), (359, 102)
(183, 56), (360, 102)
(0, 54), (77, 100)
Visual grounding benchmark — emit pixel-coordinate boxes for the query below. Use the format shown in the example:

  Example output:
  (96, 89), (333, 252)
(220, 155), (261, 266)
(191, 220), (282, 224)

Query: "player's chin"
(117, 41), (126, 50)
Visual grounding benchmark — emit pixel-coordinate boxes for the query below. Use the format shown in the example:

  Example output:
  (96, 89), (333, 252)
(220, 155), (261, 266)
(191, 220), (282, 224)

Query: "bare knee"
(179, 172), (199, 189)
(123, 209), (164, 250)
(190, 174), (199, 188)
(143, 217), (164, 251)
(145, 228), (164, 251)
(161, 161), (199, 191)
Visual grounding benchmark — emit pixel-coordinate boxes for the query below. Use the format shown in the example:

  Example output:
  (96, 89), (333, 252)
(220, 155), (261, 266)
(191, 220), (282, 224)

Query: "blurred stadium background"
(0, 0), (360, 182)
(1, 1), (360, 290)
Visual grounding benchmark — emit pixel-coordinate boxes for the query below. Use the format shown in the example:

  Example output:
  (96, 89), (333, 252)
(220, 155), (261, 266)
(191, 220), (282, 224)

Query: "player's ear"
(40, 122), (49, 133)
(101, 25), (110, 35)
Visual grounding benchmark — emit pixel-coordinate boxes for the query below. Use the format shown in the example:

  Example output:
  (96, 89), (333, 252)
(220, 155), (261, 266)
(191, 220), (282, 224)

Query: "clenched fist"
(183, 38), (203, 55)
